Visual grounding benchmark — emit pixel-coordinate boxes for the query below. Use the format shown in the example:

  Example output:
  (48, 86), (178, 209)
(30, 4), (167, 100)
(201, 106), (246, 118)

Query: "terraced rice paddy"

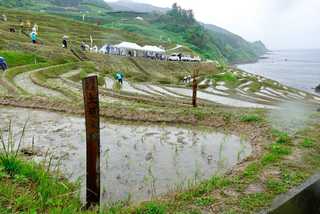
(0, 107), (252, 203)
(1, 61), (320, 110)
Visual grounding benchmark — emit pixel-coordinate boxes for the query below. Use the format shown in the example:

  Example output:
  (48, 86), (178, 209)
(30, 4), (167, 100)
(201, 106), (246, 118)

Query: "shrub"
(79, 69), (88, 79)
(300, 138), (315, 148)
(136, 202), (167, 214)
(273, 131), (291, 145)
(194, 196), (214, 206)
(240, 114), (262, 122)
(270, 144), (291, 156)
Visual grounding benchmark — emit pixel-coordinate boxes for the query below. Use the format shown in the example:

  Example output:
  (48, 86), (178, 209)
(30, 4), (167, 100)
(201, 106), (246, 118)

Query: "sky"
(106, 0), (320, 50)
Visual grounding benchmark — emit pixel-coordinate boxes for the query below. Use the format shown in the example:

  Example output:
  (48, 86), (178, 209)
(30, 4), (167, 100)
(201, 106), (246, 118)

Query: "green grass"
(243, 162), (261, 180)
(136, 202), (167, 214)
(176, 176), (231, 202)
(194, 196), (215, 207)
(300, 138), (315, 148)
(0, 121), (82, 213)
(248, 81), (262, 93)
(211, 72), (239, 88)
(240, 114), (262, 123)
(0, 51), (46, 67)
(239, 193), (271, 210)
(0, 157), (82, 213)
(272, 130), (292, 145)
(266, 179), (288, 194)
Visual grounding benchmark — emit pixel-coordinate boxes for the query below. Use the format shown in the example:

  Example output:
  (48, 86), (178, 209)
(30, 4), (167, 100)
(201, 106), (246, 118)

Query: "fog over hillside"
(107, 0), (320, 49)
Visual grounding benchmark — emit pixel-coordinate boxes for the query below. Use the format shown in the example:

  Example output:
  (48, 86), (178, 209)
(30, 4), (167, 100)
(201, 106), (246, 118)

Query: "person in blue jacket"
(115, 72), (124, 85)
(0, 57), (8, 71)
(30, 31), (37, 44)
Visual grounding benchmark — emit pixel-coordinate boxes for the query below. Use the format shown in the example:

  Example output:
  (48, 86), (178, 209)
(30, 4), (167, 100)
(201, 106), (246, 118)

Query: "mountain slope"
(204, 23), (268, 63)
(106, 2), (267, 63)
(0, 0), (267, 63)
(147, 4), (267, 63)
(0, 0), (111, 13)
(107, 0), (169, 13)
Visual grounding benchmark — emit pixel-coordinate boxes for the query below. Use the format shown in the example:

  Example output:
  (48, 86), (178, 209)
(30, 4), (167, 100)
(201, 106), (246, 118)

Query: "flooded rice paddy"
(0, 107), (252, 204)
(14, 69), (66, 98)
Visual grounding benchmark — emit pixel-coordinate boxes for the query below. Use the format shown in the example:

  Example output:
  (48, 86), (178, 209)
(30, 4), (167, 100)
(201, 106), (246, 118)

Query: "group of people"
(19, 19), (68, 48)
(183, 75), (192, 84)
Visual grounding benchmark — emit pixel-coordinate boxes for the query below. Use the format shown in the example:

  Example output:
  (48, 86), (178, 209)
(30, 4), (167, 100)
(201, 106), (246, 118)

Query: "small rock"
(245, 183), (265, 194)
(223, 188), (240, 197)
(20, 147), (42, 156)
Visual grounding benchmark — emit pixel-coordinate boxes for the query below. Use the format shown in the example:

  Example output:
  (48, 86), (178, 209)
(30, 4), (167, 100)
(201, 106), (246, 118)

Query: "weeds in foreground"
(136, 202), (167, 214)
(0, 120), (27, 175)
(0, 121), (82, 212)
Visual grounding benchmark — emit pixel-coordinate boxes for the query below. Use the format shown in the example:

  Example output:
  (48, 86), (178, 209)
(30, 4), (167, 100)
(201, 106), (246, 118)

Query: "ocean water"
(237, 49), (320, 94)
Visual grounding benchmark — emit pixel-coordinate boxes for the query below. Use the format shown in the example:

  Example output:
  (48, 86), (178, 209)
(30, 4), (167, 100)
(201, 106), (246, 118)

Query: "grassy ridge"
(0, 50), (46, 67)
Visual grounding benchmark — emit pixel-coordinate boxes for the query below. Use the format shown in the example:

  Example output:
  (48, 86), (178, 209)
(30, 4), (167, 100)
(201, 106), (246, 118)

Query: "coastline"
(234, 49), (320, 95)
(231, 50), (272, 66)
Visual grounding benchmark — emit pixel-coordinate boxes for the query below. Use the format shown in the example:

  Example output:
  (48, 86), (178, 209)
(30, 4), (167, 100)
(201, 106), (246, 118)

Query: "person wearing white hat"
(62, 35), (68, 48)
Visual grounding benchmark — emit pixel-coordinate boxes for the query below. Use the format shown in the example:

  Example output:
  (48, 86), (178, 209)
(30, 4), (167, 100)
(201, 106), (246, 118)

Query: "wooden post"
(82, 75), (100, 207)
(192, 69), (198, 108)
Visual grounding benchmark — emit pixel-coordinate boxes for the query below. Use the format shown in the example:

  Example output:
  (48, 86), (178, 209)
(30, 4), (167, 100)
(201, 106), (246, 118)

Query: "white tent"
(114, 42), (142, 50)
(135, 16), (144, 21)
(142, 45), (165, 53)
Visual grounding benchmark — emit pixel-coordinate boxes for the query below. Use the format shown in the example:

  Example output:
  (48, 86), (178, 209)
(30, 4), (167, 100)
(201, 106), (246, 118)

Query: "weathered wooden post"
(192, 66), (199, 108)
(82, 75), (100, 207)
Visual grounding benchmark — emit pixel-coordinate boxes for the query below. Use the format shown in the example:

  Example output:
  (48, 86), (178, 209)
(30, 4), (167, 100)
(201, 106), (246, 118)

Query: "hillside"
(107, 0), (169, 13)
(204, 23), (268, 63)
(0, 0), (111, 14)
(0, 1), (267, 63)
(103, 3), (268, 63)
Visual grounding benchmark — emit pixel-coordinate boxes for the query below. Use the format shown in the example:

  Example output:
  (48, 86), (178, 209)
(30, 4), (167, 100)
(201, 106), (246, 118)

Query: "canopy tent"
(142, 45), (165, 53)
(114, 42), (143, 50)
(99, 42), (166, 58)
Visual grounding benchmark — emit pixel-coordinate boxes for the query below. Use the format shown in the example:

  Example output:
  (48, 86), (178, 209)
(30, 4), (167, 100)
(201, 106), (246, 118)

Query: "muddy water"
(15, 72), (65, 98)
(165, 86), (276, 109)
(105, 77), (150, 96)
(0, 107), (252, 204)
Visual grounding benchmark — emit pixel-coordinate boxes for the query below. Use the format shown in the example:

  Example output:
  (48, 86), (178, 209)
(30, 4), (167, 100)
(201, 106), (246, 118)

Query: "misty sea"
(237, 49), (320, 94)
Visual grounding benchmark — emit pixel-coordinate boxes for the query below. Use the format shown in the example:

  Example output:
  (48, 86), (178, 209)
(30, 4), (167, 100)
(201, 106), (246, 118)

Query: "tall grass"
(0, 121), (82, 212)
(0, 120), (27, 175)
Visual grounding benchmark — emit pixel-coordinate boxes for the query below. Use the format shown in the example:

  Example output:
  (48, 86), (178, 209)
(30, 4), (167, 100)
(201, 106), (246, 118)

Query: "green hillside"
(0, 0), (111, 15)
(0, 1), (267, 63)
